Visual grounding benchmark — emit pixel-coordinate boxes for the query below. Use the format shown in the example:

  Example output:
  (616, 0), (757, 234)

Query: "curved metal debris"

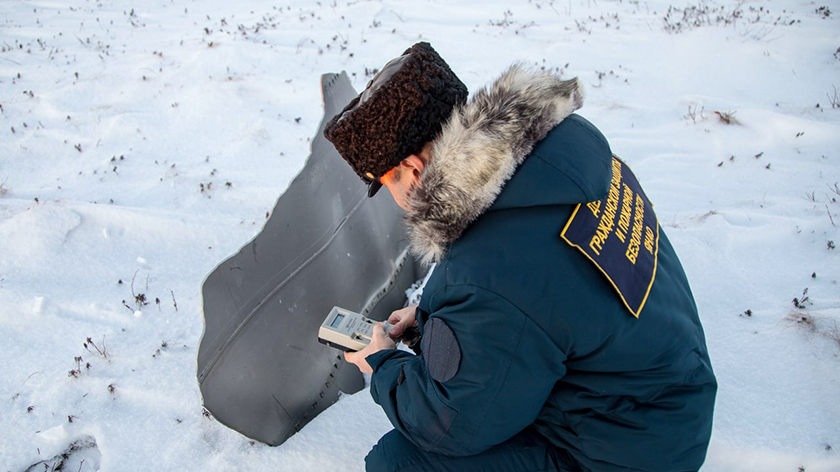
(197, 72), (420, 446)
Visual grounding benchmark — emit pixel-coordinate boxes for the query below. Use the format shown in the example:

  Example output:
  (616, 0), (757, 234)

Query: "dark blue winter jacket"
(366, 67), (716, 472)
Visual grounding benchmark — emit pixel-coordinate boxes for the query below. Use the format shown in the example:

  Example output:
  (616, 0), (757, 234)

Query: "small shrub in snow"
(791, 288), (811, 309)
(84, 337), (110, 359)
(683, 105), (706, 124)
(828, 85), (839, 109)
(786, 288), (840, 349)
(714, 110), (739, 125)
(68, 356), (91, 378)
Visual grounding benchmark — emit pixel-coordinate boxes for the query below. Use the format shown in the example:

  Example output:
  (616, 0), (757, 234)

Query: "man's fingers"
(387, 305), (418, 338)
(344, 350), (359, 363)
(374, 323), (397, 349)
(387, 320), (403, 338)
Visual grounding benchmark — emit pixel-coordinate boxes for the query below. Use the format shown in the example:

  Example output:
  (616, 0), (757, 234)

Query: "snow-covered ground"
(1, 0), (838, 470)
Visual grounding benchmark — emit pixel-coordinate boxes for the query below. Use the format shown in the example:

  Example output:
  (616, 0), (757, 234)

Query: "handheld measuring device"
(318, 306), (393, 352)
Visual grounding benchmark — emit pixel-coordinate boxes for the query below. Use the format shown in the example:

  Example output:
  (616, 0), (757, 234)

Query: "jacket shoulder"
(492, 114), (613, 211)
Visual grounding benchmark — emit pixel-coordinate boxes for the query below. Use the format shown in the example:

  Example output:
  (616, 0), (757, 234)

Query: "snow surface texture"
(1, 0), (838, 471)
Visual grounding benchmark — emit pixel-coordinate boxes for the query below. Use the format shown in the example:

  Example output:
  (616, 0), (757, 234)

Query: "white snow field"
(1, 0), (838, 471)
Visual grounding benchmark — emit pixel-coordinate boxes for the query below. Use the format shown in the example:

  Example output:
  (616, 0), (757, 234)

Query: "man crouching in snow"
(324, 42), (716, 472)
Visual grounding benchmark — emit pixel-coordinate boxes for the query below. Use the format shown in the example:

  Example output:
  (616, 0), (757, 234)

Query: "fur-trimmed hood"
(404, 64), (584, 265)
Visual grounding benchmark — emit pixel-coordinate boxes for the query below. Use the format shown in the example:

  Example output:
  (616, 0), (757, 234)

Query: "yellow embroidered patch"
(560, 156), (659, 318)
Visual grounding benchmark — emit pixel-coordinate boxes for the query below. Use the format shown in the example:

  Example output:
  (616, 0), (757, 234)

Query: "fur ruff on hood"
(404, 64), (584, 265)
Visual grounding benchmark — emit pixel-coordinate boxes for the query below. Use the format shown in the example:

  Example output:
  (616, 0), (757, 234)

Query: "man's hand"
(344, 322), (396, 375)
(387, 305), (418, 339)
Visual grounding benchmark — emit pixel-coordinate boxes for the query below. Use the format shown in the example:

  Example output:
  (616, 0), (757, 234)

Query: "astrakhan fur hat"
(323, 42), (468, 196)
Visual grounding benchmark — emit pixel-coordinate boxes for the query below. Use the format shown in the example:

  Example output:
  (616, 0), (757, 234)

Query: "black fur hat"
(324, 42), (468, 197)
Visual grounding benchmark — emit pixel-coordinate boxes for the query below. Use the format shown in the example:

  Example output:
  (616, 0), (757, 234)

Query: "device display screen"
(330, 313), (345, 329)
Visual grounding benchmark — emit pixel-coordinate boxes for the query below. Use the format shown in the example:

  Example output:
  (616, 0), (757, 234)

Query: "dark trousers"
(365, 427), (580, 472)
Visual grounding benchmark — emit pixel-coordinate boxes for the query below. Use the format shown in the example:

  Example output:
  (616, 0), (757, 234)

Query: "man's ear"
(401, 153), (425, 180)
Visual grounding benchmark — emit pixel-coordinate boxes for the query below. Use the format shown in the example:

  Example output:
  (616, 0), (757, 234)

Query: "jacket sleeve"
(366, 284), (567, 456)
